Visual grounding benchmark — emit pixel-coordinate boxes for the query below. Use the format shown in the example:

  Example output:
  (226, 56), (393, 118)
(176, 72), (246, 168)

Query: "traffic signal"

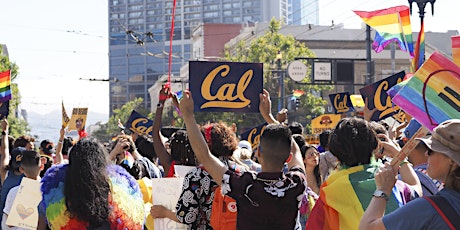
(295, 98), (300, 110)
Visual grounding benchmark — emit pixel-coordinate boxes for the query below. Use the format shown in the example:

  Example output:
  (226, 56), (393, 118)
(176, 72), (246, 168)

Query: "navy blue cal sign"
(328, 92), (354, 114)
(189, 61), (263, 113)
(359, 71), (405, 121)
(240, 122), (267, 151)
(125, 110), (153, 136)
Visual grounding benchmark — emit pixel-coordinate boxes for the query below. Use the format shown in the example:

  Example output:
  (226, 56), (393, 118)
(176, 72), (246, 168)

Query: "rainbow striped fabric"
(411, 22), (425, 72)
(40, 164), (145, 229)
(452, 35), (460, 66)
(306, 163), (413, 230)
(0, 70), (12, 102)
(391, 51), (460, 131)
(354, 5), (414, 57)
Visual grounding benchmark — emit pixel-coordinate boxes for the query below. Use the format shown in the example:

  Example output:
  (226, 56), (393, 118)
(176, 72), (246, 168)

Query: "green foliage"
(0, 45), (30, 137)
(222, 18), (332, 131)
(92, 97), (148, 141)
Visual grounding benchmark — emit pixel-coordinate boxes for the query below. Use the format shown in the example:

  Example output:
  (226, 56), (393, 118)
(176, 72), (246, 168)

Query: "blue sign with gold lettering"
(125, 110), (153, 136)
(329, 92), (354, 114)
(359, 71), (405, 121)
(240, 122), (267, 151)
(189, 61), (263, 113)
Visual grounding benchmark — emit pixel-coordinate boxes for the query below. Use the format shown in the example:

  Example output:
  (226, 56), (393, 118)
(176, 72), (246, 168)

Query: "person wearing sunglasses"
(360, 119), (460, 229)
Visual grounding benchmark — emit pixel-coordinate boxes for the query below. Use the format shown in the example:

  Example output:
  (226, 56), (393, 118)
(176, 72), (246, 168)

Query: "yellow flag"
(62, 101), (70, 128)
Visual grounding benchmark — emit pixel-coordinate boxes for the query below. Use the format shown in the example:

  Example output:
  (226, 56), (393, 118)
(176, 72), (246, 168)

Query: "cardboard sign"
(61, 101), (70, 128)
(125, 110), (154, 136)
(391, 52), (460, 131)
(329, 92), (355, 114)
(359, 71), (405, 121)
(189, 61), (263, 113)
(173, 165), (195, 178)
(240, 123), (267, 151)
(6, 178), (41, 230)
(311, 114), (341, 134)
(68, 108), (88, 131)
(152, 178), (187, 230)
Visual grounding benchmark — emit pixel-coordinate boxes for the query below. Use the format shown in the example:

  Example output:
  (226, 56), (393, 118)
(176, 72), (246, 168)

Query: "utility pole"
(366, 25), (373, 84)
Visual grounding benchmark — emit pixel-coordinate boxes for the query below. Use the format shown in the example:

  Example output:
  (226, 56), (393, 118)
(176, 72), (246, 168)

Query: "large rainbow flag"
(391, 51), (460, 131)
(306, 164), (411, 230)
(354, 5), (414, 57)
(0, 70), (12, 103)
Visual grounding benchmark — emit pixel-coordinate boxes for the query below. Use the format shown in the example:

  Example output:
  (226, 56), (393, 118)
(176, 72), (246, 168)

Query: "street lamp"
(276, 51), (285, 111)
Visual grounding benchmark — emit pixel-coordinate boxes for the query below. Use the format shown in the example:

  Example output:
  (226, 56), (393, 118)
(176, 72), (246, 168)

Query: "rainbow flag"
(0, 70), (12, 103)
(411, 21), (425, 72)
(293, 89), (305, 98)
(354, 6), (414, 57)
(452, 35), (460, 66)
(392, 51), (460, 131)
(306, 164), (410, 230)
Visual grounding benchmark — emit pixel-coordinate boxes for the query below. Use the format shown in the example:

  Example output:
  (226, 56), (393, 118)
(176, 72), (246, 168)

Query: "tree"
(0, 45), (30, 137)
(220, 18), (332, 132)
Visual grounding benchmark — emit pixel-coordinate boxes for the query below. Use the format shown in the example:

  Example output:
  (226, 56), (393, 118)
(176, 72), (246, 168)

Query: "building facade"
(109, 0), (298, 113)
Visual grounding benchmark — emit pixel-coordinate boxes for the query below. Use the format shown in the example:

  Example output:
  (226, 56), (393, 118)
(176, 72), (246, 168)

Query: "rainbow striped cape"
(40, 164), (145, 229)
(354, 5), (414, 57)
(306, 163), (413, 230)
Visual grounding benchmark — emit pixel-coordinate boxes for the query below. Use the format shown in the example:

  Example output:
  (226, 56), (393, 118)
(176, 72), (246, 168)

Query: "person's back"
(0, 147), (25, 224)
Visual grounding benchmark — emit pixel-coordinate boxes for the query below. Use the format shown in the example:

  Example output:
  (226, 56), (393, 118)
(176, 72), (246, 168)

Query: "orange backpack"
(210, 186), (237, 230)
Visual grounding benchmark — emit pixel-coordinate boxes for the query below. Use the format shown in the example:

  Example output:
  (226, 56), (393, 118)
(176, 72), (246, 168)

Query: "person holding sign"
(360, 119), (460, 229)
(38, 137), (144, 230)
(178, 89), (306, 230)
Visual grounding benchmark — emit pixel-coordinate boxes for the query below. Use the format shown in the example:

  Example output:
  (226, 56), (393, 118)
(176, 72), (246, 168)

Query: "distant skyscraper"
(108, 0), (293, 112)
(288, 0), (318, 25)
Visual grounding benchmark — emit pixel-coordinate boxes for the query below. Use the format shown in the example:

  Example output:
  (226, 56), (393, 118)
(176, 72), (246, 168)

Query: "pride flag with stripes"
(391, 51), (460, 131)
(452, 35), (460, 66)
(0, 70), (12, 102)
(306, 164), (412, 230)
(411, 22), (425, 72)
(354, 5), (414, 57)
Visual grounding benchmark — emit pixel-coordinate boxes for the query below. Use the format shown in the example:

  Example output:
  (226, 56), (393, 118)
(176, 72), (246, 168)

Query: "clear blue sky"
(0, 0), (458, 138)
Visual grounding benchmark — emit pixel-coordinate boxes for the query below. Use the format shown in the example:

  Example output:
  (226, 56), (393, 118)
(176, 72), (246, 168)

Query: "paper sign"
(359, 71), (405, 121)
(311, 114), (341, 134)
(68, 108), (88, 131)
(329, 92), (355, 114)
(174, 165), (195, 178)
(6, 178), (41, 230)
(189, 61), (263, 113)
(240, 123), (267, 151)
(391, 52), (460, 131)
(152, 178), (187, 230)
(125, 110), (154, 136)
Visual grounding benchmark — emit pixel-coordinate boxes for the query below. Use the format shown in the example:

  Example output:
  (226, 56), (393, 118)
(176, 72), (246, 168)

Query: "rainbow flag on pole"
(306, 164), (412, 230)
(0, 71), (12, 103)
(411, 22), (425, 72)
(354, 5), (414, 57)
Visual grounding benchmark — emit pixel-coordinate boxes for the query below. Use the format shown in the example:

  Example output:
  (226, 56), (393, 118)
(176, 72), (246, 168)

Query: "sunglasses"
(307, 151), (319, 157)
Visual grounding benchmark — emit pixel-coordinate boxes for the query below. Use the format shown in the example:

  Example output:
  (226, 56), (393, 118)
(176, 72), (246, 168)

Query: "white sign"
(6, 178), (41, 230)
(314, 62), (332, 81)
(287, 60), (308, 82)
(174, 165), (195, 178)
(152, 178), (187, 230)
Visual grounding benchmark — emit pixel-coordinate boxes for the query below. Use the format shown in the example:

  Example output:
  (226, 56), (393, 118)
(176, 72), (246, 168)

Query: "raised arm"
(288, 136), (306, 173)
(0, 118), (9, 183)
(152, 86), (173, 175)
(179, 91), (226, 185)
(259, 89), (279, 124)
(54, 127), (65, 165)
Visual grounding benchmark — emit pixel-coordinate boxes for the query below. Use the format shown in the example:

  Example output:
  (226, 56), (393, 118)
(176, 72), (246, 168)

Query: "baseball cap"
(238, 140), (253, 153)
(40, 139), (56, 155)
(417, 119), (460, 165)
(10, 147), (26, 169)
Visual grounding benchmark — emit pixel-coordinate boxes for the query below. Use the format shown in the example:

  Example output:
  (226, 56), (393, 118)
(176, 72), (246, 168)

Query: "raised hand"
(179, 90), (194, 116)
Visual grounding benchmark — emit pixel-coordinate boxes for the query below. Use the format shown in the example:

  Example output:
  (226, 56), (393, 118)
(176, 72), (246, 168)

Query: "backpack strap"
(424, 195), (460, 230)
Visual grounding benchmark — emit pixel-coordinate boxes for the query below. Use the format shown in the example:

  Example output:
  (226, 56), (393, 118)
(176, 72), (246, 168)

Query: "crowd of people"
(0, 85), (458, 229)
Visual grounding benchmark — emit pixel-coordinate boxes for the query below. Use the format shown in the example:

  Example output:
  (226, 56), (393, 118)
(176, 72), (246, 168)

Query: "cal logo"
(189, 61), (263, 113)
(240, 123), (267, 151)
(329, 92), (354, 114)
(360, 71), (406, 121)
(125, 110), (154, 136)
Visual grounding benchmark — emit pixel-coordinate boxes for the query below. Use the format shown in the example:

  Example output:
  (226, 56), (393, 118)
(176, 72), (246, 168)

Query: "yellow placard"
(6, 178), (41, 230)
(311, 114), (341, 134)
(350, 94), (365, 107)
(68, 108), (88, 131)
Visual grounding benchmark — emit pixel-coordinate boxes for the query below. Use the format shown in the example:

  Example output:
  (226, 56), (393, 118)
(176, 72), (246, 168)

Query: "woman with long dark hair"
(38, 137), (144, 230)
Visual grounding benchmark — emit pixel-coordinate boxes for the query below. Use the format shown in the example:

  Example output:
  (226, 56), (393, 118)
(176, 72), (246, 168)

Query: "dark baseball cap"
(40, 139), (56, 155)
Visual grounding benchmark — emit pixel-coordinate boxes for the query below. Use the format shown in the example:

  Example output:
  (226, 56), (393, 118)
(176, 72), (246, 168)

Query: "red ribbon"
(167, 0), (177, 88)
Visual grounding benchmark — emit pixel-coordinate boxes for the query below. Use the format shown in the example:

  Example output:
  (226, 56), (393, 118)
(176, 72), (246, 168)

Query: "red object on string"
(167, 0), (177, 89)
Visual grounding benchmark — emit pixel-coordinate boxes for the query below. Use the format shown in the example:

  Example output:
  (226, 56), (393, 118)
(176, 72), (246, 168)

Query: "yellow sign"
(350, 94), (365, 107)
(311, 114), (341, 134)
(68, 108), (88, 132)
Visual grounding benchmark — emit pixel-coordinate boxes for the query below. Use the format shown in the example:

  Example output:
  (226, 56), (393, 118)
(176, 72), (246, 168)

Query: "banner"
(329, 92), (354, 114)
(125, 110), (154, 136)
(311, 114), (341, 134)
(391, 52), (460, 131)
(240, 123), (267, 151)
(359, 71), (405, 121)
(6, 178), (41, 230)
(68, 108), (88, 132)
(152, 178), (187, 230)
(0, 100), (9, 119)
(189, 61), (263, 113)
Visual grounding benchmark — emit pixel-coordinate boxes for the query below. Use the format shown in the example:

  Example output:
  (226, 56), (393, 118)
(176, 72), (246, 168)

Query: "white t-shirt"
(2, 185), (27, 230)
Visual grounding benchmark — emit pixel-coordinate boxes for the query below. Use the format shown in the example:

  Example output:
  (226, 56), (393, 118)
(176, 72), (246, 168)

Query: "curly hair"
(202, 122), (238, 158)
(64, 137), (111, 227)
(329, 117), (378, 167)
(170, 129), (197, 166)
